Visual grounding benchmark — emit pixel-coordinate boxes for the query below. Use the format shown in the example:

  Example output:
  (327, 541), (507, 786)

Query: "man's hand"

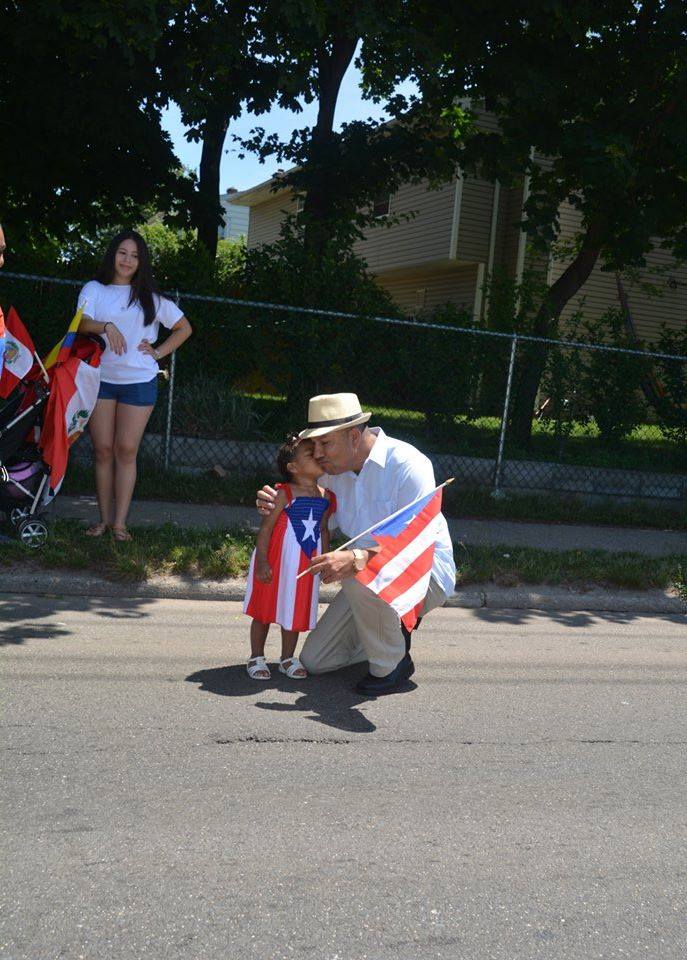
(256, 485), (278, 516)
(308, 550), (356, 584)
(256, 558), (272, 583)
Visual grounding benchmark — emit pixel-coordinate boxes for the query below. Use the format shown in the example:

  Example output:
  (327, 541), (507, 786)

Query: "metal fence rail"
(2, 270), (686, 503)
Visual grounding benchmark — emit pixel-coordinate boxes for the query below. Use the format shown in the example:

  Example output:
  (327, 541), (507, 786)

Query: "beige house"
(231, 112), (686, 345)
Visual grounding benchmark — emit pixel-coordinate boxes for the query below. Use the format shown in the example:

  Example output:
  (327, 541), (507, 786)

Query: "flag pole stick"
(295, 477), (454, 580)
(33, 350), (49, 384)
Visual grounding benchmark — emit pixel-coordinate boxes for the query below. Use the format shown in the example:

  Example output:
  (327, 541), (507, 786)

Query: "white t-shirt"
(322, 428), (456, 599)
(78, 280), (184, 384)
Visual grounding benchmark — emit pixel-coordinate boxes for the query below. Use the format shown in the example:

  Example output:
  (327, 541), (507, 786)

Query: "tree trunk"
(284, 33), (357, 418)
(195, 114), (229, 259)
(301, 33), (358, 260)
(509, 222), (604, 446)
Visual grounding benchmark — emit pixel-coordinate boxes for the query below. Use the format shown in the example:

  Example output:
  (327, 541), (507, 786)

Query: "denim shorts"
(98, 378), (158, 406)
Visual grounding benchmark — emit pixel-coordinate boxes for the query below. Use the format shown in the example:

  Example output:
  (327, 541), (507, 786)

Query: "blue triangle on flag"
(285, 496), (327, 559)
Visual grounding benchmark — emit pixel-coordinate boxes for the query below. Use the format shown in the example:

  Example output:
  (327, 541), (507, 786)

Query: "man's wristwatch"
(152, 347), (161, 360)
(351, 549), (367, 571)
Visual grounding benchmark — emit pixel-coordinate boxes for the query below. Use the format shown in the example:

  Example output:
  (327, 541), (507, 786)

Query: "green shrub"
(479, 264), (550, 416)
(539, 308), (649, 447)
(240, 219), (401, 415)
(389, 302), (482, 430)
(651, 324), (687, 447)
(139, 223), (245, 294)
(168, 374), (268, 440)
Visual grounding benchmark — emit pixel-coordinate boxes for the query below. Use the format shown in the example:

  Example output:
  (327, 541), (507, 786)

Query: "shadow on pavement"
(469, 607), (687, 628)
(0, 592), (156, 646)
(184, 663), (417, 734)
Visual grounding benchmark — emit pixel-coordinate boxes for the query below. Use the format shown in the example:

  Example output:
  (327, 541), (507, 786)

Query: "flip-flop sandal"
(279, 657), (308, 679)
(247, 656), (271, 680)
(85, 522), (109, 537)
(111, 526), (132, 542)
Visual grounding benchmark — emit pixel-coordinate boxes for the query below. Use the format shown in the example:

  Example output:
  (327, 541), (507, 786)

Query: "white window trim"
(372, 194), (391, 219)
(449, 170), (464, 259)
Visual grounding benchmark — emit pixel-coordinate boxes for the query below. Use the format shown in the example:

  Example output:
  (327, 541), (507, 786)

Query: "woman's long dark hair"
(94, 230), (159, 326)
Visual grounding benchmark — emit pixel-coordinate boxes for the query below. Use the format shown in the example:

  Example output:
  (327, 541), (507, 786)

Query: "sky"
(161, 62), (416, 194)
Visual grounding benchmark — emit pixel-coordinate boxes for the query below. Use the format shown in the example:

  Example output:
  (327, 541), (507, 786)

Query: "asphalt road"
(1, 595), (686, 960)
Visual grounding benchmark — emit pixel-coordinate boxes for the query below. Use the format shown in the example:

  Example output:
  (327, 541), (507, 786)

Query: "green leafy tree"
(391, 0), (687, 445)
(240, 0), (465, 259)
(0, 1), (190, 250)
(157, 1), (307, 258)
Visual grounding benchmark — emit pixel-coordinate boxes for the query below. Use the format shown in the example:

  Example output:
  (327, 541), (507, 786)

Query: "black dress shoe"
(355, 655), (415, 694)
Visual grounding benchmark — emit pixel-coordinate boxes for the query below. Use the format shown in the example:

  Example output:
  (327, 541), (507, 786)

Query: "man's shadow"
(185, 664), (416, 734)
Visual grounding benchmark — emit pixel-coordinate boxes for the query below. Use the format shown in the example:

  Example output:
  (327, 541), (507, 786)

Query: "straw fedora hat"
(298, 393), (372, 439)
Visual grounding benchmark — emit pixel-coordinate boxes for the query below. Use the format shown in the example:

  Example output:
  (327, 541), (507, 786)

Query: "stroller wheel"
(10, 506), (31, 527)
(18, 517), (49, 549)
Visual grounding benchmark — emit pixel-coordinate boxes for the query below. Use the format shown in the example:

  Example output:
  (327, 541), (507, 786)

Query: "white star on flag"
(301, 509), (318, 542)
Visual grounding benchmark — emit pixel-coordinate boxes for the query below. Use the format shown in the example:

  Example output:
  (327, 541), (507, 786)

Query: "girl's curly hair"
(276, 432), (303, 482)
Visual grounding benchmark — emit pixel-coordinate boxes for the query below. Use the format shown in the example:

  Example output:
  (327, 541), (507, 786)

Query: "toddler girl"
(243, 434), (336, 680)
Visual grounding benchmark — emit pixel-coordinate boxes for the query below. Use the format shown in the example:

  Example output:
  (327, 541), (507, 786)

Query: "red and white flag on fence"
(0, 307), (36, 398)
(40, 338), (101, 501)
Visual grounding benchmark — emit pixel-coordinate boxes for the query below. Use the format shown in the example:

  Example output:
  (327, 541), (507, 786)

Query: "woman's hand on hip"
(106, 325), (127, 355)
(138, 339), (158, 358)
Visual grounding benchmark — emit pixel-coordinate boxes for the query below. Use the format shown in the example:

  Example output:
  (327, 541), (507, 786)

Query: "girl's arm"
(78, 313), (126, 355)
(254, 488), (287, 582)
(320, 521), (331, 555)
(139, 317), (193, 360)
(320, 492), (335, 554)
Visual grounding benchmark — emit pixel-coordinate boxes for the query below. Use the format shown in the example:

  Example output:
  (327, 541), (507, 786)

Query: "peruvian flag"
(0, 307), (36, 398)
(40, 338), (101, 501)
(0, 307), (5, 378)
(354, 485), (446, 631)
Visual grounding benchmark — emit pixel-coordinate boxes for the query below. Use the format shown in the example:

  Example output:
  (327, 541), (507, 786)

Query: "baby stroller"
(0, 377), (52, 547)
(0, 310), (103, 548)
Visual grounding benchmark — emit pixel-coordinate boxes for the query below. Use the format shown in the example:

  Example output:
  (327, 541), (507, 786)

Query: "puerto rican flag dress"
(243, 483), (336, 631)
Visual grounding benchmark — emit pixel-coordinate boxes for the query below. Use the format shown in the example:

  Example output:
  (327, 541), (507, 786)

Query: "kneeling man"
(257, 393), (456, 693)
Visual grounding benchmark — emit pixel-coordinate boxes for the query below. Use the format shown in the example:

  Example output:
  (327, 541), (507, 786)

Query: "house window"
(372, 194), (391, 218)
(295, 195), (305, 214)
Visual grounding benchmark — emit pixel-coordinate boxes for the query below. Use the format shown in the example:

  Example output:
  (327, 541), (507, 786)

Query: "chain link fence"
(2, 270), (687, 503)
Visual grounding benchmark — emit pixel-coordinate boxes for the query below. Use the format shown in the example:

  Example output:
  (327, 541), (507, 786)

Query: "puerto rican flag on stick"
(352, 480), (452, 631)
(298, 478), (453, 632)
(0, 307), (37, 398)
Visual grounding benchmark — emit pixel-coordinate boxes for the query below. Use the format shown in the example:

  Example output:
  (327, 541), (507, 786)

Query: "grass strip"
(61, 461), (687, 531)
(2, 519), (684, 595)
(0, 520), (255, 583)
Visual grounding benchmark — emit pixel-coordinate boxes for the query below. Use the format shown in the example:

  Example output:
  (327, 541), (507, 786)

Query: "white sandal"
(247, 656), (271, 680)
(279, 657), (308, 679)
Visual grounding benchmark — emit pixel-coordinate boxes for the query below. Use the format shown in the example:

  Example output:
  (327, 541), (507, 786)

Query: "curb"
(1, 567), (685, 615)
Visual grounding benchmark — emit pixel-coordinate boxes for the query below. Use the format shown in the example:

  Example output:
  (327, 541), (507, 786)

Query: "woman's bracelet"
(103, 321), (111, 335)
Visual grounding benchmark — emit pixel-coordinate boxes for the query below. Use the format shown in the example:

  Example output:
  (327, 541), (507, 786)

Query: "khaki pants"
(300, 576), (449, 678)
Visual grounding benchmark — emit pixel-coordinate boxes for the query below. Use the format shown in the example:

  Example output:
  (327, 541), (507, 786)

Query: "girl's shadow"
(185, 663), (399, 734)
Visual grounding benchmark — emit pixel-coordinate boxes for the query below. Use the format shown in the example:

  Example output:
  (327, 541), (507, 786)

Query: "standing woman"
(77, 230), (192, 540)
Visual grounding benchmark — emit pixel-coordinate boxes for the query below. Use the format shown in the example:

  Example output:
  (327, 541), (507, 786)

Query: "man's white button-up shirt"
(323, 427), (456, 599)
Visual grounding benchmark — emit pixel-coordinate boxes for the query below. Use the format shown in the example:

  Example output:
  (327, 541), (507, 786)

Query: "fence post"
(492, 334), (518, 499)
(163, 292), (179, 472)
